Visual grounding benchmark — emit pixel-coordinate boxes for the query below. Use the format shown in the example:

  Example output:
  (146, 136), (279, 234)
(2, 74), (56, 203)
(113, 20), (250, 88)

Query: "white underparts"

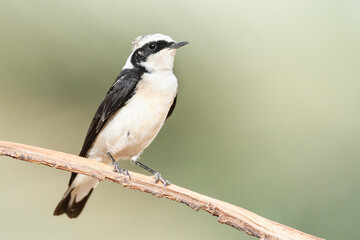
(87, 70), (178, 166)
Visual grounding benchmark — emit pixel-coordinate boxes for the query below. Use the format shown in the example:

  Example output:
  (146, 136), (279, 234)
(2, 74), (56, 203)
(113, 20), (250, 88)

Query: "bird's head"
(123, 33), (188, 72)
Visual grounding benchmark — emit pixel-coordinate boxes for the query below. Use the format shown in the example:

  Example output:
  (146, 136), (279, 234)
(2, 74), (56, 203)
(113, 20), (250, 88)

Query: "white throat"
(123, 48), (177, 72)
(141, 49), (176, 72)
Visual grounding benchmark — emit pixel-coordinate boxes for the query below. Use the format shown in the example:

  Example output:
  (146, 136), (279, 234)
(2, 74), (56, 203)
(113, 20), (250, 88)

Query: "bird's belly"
(107, 96), (169, 159)
(88, 75), (177, 163)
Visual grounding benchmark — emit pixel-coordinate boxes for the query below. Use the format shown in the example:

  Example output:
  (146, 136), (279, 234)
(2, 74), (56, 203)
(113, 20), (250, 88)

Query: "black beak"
(170, 41), (189, 49)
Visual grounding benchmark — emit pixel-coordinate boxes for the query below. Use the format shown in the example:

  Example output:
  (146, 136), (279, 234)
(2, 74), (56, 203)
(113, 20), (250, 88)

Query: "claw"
(112, 161), (131, 180)
(154, 172), (171, 186)
(123, 168), (131, 180)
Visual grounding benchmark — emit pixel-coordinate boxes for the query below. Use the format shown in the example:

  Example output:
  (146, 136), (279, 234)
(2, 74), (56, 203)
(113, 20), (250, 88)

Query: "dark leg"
(130, 159), (171, 186)
(107, 152), (131, 180)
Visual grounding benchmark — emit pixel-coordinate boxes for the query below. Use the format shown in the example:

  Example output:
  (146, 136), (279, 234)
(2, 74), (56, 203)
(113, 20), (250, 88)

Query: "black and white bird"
(53, 33), (188, 218)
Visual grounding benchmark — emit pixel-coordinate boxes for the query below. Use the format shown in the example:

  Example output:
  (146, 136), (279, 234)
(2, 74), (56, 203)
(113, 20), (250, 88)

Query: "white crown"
(132, 33), (175, 51)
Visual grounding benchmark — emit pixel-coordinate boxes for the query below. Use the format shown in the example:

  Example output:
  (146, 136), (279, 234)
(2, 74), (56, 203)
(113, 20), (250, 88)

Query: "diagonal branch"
(0, 140), (324, 240)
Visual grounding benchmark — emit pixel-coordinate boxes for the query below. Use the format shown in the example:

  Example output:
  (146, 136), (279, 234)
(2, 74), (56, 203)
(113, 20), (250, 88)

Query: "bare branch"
(0, 141), (323, 240)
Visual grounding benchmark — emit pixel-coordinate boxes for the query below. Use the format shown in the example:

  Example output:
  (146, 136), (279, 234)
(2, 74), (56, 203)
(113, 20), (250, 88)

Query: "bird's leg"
(107, 152), (131, 180)
(130, 158), (171, 186)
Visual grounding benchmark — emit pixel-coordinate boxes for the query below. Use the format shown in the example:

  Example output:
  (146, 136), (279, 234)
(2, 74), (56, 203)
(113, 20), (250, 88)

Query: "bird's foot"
(112, 161), (131, 180)
(154, 172), (171, 186)
(129, 158), (170, 186)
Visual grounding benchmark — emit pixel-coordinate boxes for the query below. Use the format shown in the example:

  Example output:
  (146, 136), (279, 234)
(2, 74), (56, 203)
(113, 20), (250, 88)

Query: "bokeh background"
(1, 1), (359, 239)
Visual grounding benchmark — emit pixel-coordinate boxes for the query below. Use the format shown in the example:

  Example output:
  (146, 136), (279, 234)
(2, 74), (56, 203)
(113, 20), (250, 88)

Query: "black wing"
(166, 95), (177, 119)
(68, 69), (142, 186)
(79, 69), (142, 157)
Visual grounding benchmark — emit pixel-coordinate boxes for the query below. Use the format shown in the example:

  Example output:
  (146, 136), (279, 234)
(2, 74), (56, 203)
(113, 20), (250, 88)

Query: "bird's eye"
(148, 43), (157, 50)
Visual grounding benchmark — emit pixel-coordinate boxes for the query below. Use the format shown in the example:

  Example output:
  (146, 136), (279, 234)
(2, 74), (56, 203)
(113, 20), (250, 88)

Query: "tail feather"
(54, 174), (98, 218)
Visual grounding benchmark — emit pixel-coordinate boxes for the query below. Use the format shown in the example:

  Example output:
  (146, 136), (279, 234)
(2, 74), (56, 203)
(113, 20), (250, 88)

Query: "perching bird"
(53, 33), (188, 218)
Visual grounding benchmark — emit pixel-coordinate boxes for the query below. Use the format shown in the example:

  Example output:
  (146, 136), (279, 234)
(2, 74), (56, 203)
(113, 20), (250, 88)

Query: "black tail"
(53, 173), (96, 218)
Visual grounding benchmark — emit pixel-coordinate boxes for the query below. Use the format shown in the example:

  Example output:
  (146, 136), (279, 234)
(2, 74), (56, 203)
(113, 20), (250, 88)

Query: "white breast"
(87, 71), (178, 163)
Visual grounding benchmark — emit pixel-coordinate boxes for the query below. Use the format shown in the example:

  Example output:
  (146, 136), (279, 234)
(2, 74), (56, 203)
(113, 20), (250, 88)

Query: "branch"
(0, 141), (323, 240)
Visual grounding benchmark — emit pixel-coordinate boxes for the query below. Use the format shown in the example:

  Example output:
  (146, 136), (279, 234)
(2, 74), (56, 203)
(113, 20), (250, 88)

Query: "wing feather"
(166, 95), (177, 119)
(68, 70), (142, 186)
(79, 70), (142, 158)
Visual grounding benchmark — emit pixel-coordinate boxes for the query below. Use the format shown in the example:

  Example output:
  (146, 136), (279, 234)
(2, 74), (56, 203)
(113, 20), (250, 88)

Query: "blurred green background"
(0, 1), (359, 239)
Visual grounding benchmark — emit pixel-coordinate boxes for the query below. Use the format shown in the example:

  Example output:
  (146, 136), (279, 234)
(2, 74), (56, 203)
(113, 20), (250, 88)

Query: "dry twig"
(0, 141), (323, 240)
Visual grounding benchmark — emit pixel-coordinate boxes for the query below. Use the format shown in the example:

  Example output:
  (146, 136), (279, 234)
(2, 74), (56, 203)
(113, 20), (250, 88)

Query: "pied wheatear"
(54, 33), (188, 218)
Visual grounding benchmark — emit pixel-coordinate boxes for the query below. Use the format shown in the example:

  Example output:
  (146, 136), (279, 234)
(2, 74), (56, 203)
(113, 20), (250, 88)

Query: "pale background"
(1, 1), (359, 239)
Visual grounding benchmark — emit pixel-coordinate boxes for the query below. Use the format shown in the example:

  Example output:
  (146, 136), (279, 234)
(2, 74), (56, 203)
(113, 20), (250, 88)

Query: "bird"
(53, 33), (188, 218)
